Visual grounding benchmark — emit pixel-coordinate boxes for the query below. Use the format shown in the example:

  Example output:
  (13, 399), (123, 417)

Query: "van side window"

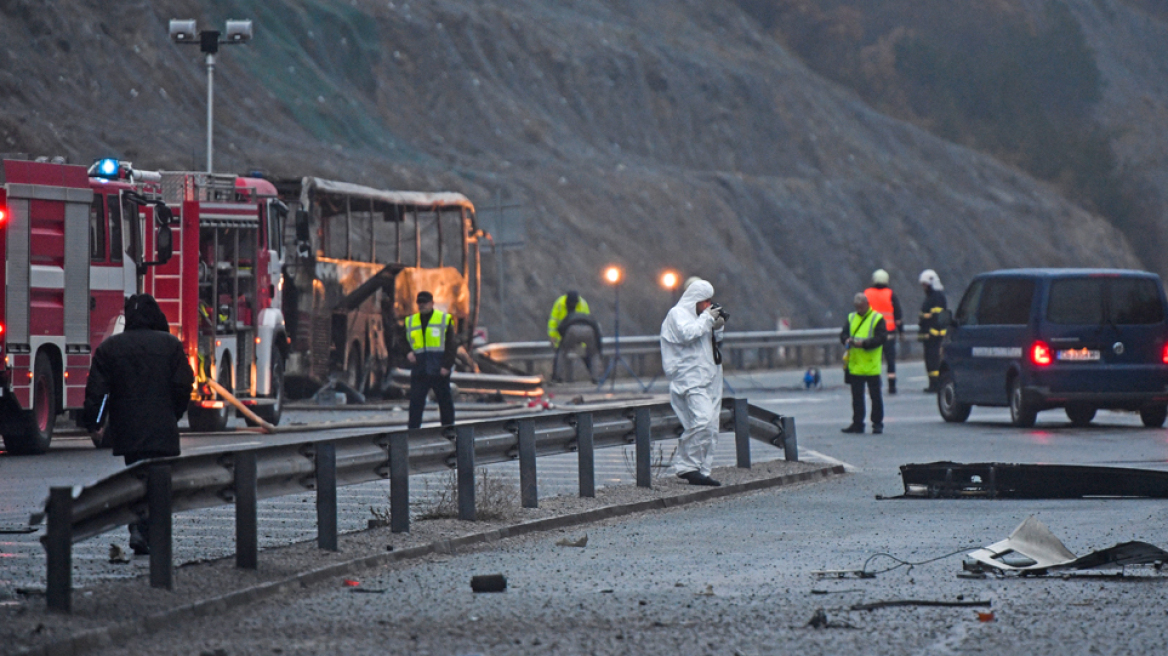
(1110, 278), (1163, 324)
(955, 280), (983, 326)
(89, 195), (106, 262)
(976, 279), (1035, 325)
(1048, 278), (1102, 325)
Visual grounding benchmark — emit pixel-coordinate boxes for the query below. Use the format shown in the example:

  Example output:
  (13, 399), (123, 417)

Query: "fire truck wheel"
(188, 361), (232, 433)
(250, 357), (284, 426)
(4, 352), (56, 454)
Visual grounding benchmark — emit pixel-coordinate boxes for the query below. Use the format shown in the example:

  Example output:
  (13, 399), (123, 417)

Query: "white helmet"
(872, 269), (890, 285)
(919, 269), (943, 291)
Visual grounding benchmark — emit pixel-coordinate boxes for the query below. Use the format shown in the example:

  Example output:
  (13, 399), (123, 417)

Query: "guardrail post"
(733, 398), (751, 469)
(518, 419), (538, 508)
(235, 451), (258, 569)
(316, 443), (338, 551)
(45, 487), (73, 612)
(635, 407), (652, 488)
(577, 413), (595, 498)
(390, 432), (410, 533)
(148, 464), (173, 590)
(457, 425), (476, 521)
(781, 416), (799, 461)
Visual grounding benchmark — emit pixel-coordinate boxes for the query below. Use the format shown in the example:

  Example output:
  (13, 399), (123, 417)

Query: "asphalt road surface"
(29, 367), (1168, 655)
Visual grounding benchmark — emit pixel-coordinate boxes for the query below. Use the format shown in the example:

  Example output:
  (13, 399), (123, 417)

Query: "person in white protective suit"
(660, 279), (725, 486)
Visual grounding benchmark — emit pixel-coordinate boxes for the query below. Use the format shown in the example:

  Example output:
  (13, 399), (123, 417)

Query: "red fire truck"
(0, 159), (287, 454)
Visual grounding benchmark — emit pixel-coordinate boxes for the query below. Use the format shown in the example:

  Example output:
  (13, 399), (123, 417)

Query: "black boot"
(841, 424), (864, 434)
(129, 521), (150, 556)
(688, 473), (721, 486)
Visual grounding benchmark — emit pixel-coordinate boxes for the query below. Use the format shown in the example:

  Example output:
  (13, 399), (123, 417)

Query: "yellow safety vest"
(406, 311), (451, 354)
(846, 310), (883, 377)
(547, 295), (591, 347)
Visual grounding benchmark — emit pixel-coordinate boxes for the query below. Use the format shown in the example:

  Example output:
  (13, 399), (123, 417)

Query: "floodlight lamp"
(225, 20), (253, 43)
(660, 271), (678, 290)
(169, 19), (197, 43)
(604, 266), (622, 285)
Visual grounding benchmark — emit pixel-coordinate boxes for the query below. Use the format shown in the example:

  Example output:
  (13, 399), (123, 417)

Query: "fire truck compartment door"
(3, 184), (93, 345)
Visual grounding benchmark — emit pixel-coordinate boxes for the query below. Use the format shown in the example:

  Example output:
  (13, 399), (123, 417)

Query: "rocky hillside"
(0, 0), (1143, 340)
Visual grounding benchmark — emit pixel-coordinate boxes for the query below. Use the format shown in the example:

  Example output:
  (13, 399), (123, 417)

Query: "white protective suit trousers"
(670, 386), (719, 477)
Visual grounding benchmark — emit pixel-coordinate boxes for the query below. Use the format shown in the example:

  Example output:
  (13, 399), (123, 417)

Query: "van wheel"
(937, 373), (971, 423)
(1009, 378), (1037, 428)
(1065, 404), (1096, 427)
(1139, 404), (1167, 428)
(3, 352), (56, 454)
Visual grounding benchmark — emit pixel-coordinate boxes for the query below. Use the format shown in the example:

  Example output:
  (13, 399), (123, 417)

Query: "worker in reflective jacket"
(547, 291), (591, 348)
(917, 269), (948, 393)
(864, 269), (904, 394)
(840, 293), (887, 434)
(405, 291), (457, 430)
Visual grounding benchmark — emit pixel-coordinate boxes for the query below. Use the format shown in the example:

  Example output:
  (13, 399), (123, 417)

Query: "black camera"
(711, 303), (730, 321)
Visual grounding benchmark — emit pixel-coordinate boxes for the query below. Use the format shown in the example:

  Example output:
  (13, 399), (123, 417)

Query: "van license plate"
(1057, 348), (1100, 361)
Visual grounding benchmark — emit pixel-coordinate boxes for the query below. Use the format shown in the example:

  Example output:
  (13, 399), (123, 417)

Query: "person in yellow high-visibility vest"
(839, 292), (888, 434)
(547, 291), (591, 348)
(405, 291), (457, 430)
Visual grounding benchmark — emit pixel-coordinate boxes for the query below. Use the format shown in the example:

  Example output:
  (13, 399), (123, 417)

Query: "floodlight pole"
(172, 20), (251, 174)
(205, 52), (215, 173)
(200, 30), (220, 174)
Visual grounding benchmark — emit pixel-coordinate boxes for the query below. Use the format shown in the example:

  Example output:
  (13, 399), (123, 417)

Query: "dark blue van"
(937, 269), (1168, 427)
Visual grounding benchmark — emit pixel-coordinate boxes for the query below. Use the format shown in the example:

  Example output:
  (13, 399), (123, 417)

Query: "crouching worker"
(660, 279), (725, 486)
(83, 294), (195, 555)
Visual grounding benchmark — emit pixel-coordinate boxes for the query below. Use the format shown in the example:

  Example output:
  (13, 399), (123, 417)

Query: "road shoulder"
(7, 459), (842, 656)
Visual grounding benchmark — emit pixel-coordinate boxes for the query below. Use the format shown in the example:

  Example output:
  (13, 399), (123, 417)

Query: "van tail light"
(1031, 341), (1053, 366)
(0, 207), (8, 226)
(1162, 343), (1168, 364)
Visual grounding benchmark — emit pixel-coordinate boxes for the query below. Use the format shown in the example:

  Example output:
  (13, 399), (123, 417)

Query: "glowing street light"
(604, 265), (623, 285)
(660, 270), (678, 291)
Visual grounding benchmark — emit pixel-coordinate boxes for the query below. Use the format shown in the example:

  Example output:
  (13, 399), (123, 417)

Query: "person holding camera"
(660, 279), (725, 486)
(840, 292), (888, 434)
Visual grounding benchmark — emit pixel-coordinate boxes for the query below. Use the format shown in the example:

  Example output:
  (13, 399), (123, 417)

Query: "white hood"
(659, 279), (720, 393)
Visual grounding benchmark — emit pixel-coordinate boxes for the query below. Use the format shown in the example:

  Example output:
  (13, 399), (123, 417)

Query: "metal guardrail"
(37, 397), (795, 612)
(476, 325), (921, 375)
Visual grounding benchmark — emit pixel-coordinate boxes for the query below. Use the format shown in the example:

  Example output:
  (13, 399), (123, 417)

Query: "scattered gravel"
(2, 459), (826, 656)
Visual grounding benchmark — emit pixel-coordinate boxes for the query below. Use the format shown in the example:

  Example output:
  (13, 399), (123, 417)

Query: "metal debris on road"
(899, 462), (1168, 499)
(470, 574), (507, 593)
(965, 515), (1168, 574)
(806, 608), (856, 629)
(850, 599), (991, 611)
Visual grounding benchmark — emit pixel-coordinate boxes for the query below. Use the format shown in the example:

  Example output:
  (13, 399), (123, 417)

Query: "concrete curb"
(17, 464), (844, 656)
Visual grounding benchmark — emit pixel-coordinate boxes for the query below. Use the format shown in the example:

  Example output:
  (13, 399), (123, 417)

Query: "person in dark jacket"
(917, 269), (949, 393)
(405, 291), (458, 430)
(82, 294), (195, 554)
(551, 310), (604, 384)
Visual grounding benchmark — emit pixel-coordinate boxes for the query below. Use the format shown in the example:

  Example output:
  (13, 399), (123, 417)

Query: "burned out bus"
(275, 177), (483, 397)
